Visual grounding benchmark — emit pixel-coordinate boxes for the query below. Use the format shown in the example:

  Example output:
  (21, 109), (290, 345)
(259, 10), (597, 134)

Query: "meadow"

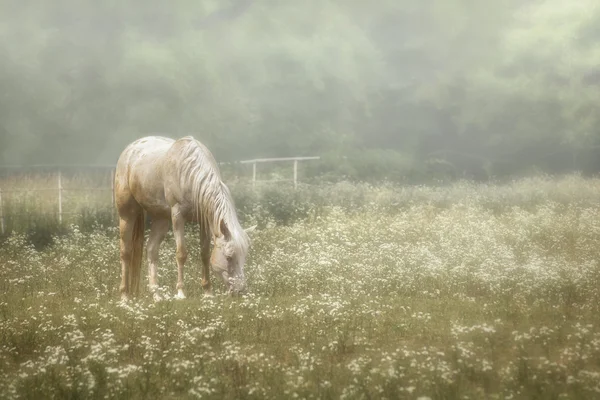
(1, 174), (600, 399)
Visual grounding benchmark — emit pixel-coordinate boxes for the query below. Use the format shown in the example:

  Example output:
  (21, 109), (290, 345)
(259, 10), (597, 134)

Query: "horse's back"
(118, 136), (174, 160)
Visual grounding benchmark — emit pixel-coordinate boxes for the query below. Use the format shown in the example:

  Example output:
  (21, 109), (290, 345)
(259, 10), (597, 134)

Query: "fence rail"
(0, 156), (320, 234)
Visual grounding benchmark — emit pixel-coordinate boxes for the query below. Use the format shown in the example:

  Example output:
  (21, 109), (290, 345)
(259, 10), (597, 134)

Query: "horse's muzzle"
(228, 277), (247, 296)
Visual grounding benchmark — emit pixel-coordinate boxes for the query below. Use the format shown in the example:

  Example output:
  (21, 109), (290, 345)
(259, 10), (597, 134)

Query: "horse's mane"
(177, 136), (249, 257)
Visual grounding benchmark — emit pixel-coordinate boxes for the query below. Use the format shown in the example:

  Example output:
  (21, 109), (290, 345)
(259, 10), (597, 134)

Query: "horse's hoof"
(175, 289), (186, 300)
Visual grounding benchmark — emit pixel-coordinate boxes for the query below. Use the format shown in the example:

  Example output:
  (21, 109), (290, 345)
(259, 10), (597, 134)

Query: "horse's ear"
(220, 219), (231, 240)
(244, 225), (257, 234)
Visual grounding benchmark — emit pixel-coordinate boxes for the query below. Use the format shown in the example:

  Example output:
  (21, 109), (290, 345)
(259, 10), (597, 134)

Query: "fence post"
(0, 188), (4, 235)
(252, 162), (256, 189)
(58, 171), (63, 224)
(293, 160), (298, 190)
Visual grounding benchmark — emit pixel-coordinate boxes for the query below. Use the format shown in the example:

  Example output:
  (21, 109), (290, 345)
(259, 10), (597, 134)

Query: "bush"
(305, 148), (418, 183)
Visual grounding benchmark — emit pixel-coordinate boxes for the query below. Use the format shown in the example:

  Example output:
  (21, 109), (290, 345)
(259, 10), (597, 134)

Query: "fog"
(1, 0), (599, 178)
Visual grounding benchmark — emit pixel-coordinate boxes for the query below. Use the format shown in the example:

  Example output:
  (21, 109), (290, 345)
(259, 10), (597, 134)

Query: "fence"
(240, 156), (321, 189)
(0, 156), (320, 234)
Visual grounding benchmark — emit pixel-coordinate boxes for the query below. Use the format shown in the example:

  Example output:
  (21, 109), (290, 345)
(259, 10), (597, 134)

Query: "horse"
(114, 135), (255, 301)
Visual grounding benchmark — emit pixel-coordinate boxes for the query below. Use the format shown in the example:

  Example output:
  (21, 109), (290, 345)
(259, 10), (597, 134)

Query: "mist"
(1, 0), (599, 178)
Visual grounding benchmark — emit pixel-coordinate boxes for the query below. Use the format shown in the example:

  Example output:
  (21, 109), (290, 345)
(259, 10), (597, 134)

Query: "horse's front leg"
(171, 205), (187, 299)
(200, 228), (212, 296)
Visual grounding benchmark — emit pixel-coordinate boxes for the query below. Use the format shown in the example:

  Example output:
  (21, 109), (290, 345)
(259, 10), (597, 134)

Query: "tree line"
(1, 0), (599, 181)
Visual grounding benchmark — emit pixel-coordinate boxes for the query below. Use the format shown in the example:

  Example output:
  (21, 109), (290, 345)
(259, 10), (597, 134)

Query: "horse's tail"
(129, 211), (145, 296)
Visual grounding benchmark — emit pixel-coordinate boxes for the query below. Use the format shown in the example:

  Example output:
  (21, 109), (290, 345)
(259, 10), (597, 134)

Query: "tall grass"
(3, 170), (600, 239)
(0, 169), (115, 246)
(1, 175), (600, 399)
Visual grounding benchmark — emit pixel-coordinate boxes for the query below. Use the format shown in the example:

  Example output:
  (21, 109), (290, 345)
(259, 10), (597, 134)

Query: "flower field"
(1, 175), (600, 399)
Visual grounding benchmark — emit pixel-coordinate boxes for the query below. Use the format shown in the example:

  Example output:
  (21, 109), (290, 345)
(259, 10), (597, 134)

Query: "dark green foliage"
(0, 205), (115, 249)
(306, 149), (417, 183)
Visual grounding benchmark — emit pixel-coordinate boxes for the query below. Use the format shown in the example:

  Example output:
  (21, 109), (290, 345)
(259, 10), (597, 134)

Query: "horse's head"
(210, 222), (256, 295)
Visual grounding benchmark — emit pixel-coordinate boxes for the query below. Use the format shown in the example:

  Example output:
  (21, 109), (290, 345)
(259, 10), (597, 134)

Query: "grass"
(1, 174), (600, 399)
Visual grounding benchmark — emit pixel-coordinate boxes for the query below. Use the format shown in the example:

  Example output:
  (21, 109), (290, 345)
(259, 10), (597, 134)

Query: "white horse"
(114, 135), (255, 300)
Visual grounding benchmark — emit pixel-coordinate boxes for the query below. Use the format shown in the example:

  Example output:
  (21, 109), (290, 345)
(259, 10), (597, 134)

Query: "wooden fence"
(0, 156), (320, 234)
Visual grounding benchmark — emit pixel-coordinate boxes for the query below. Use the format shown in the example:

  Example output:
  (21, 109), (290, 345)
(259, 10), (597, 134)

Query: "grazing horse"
(114, 135), (255, 300)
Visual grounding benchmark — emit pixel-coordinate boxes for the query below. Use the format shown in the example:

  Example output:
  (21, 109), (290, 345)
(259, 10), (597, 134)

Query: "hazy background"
(1, 0), (600, 180)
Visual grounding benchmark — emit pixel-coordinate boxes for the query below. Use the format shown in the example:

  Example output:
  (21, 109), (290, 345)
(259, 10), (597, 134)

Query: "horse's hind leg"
(147, 217), (169, 300)
(118, 215), (136, 300)
(117, 193), (143, 301)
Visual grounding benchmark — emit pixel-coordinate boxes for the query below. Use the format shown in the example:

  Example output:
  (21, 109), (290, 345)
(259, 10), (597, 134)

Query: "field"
(1, 175), (600, 399)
